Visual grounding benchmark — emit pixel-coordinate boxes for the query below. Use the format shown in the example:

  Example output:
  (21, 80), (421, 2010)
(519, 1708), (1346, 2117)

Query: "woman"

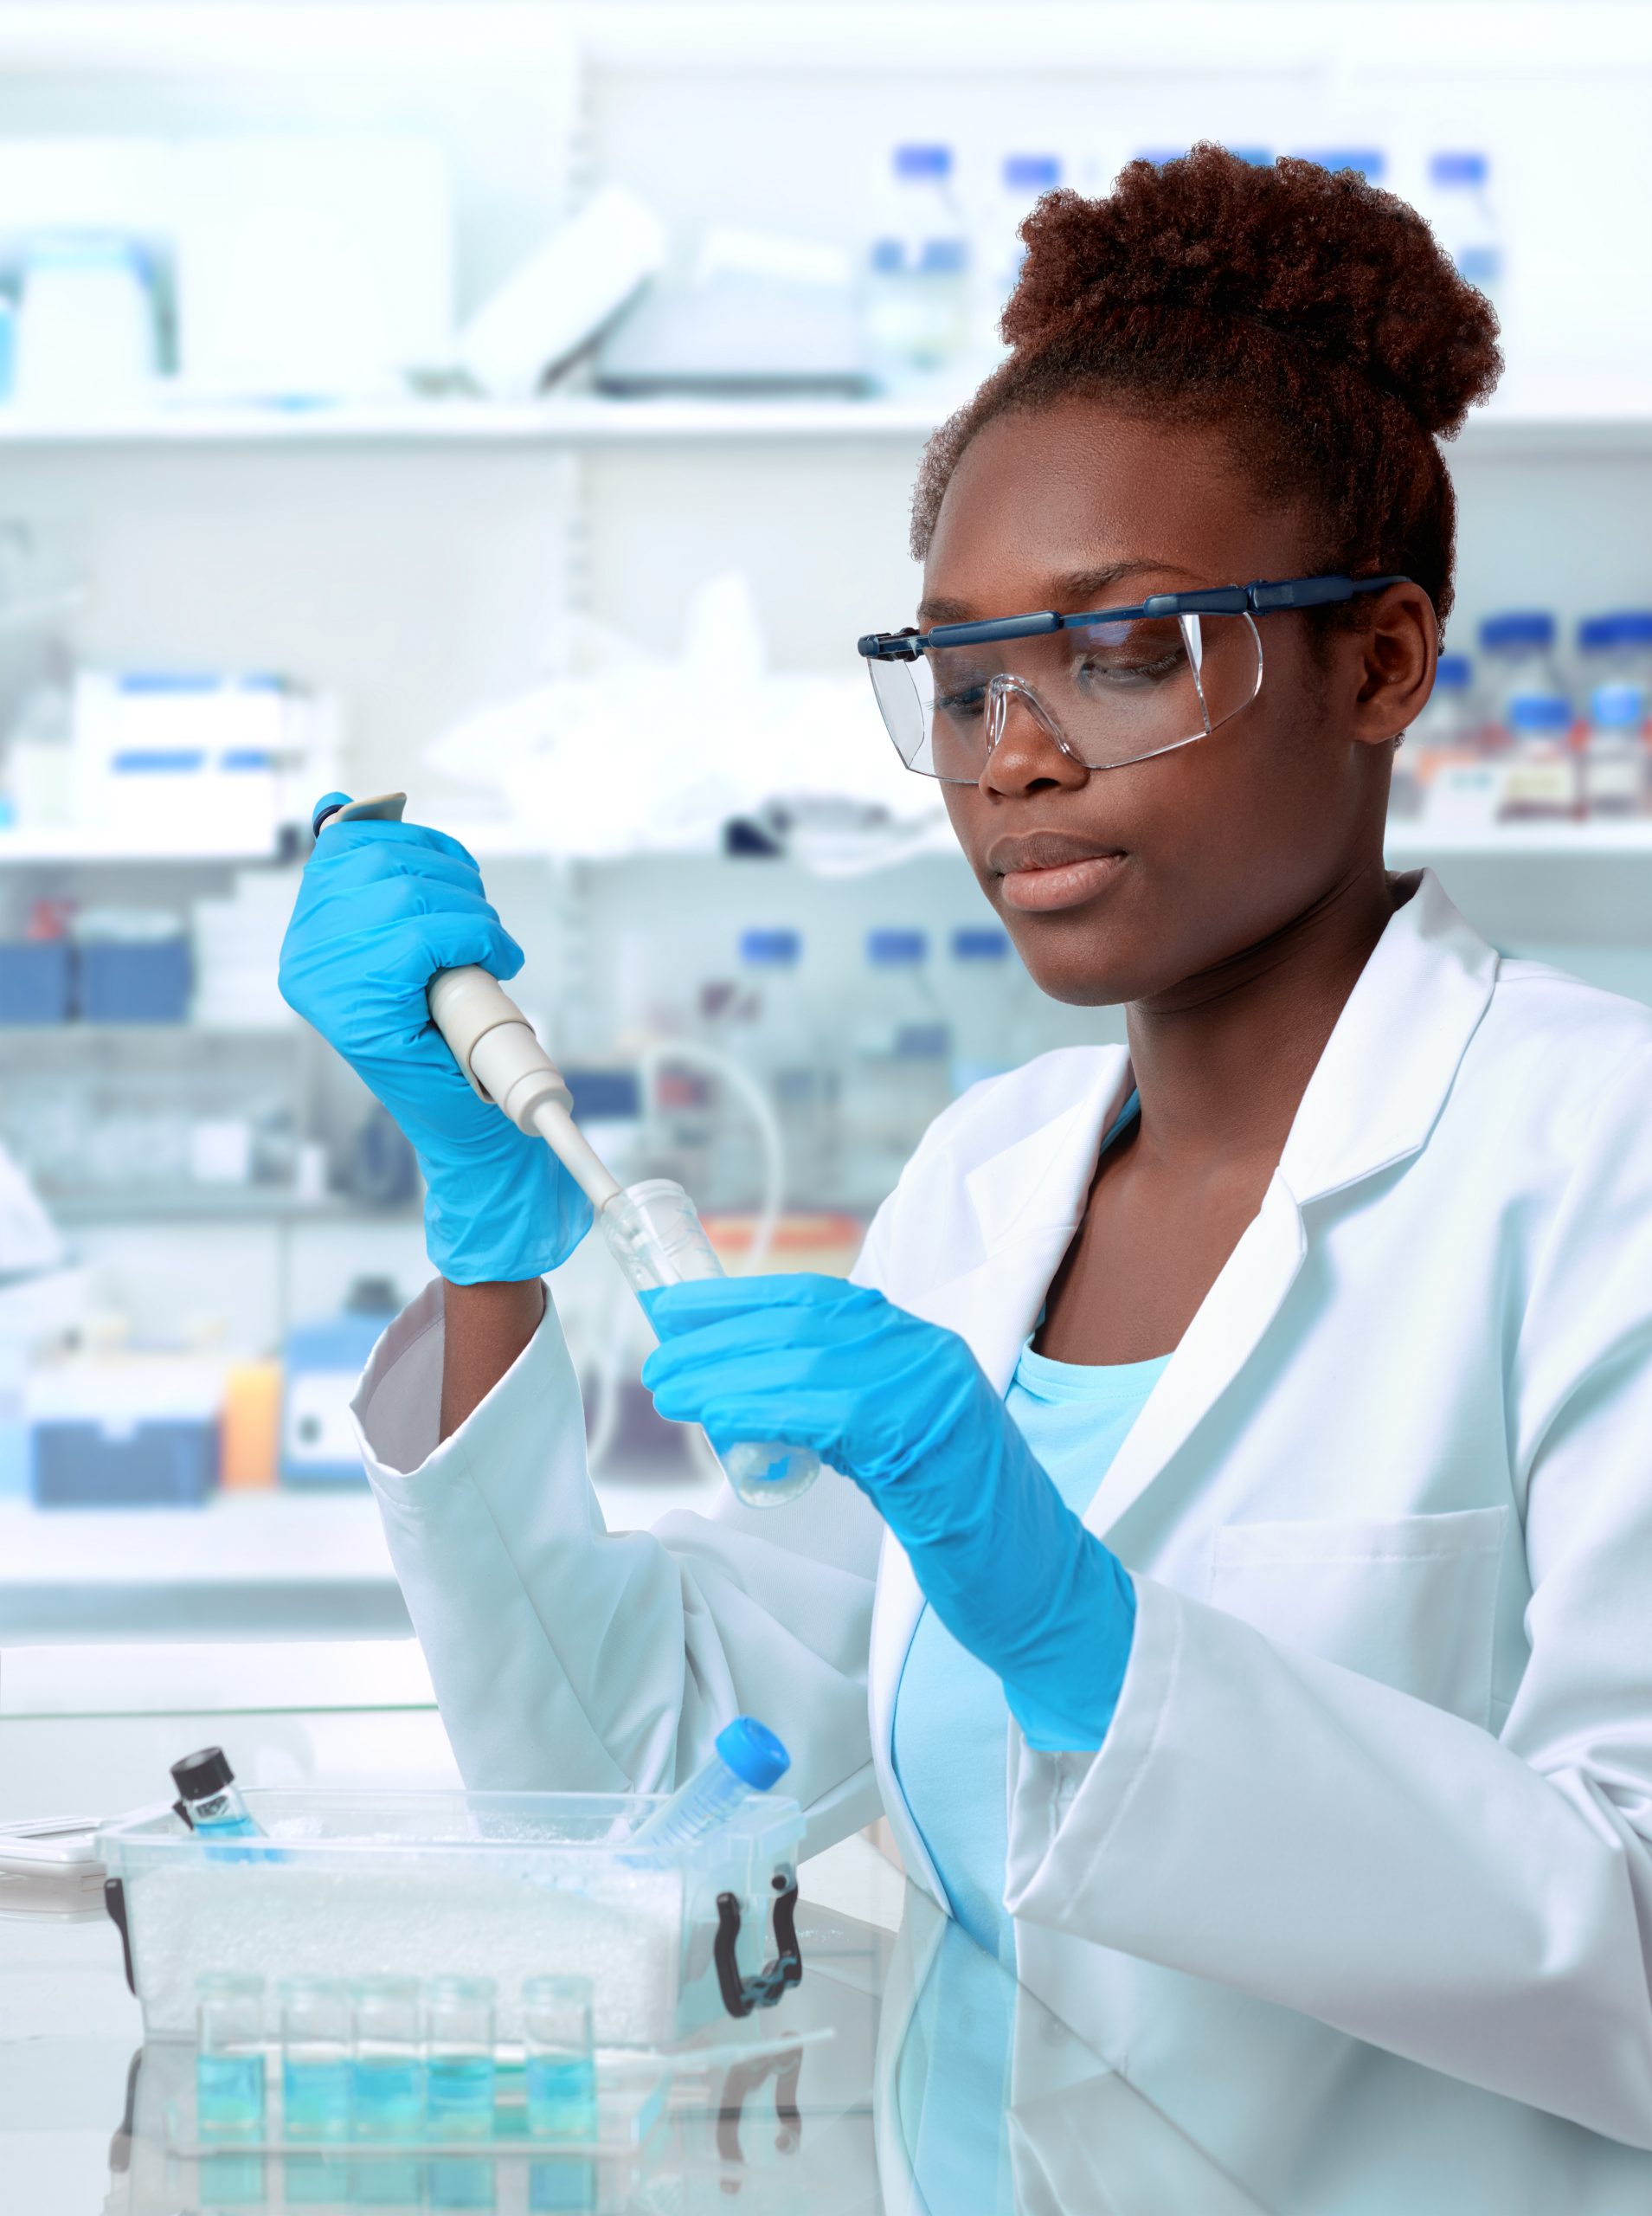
(280, 150), (1652, 2145)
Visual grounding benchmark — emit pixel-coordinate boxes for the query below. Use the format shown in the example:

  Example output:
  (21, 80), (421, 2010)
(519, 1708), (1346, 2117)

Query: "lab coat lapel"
(1083, 1175), (1306, 1547)
(1089, 873), (1498, 1547)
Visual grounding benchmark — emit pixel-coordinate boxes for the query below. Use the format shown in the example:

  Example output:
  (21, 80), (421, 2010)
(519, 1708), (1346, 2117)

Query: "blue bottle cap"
(1598, 610), (1652, 647)
(1479, 610), (1555, 652)
(1591, 681), (1648, 730)
(1578, 615), (1617, 654)
(1434, 654), (1472, 690)
(1003, 153), (1061, 190)
(716, 1717), (790, 1791)
(894, 145), (951, 181)
(1430, 151), (1488, 188)
(1507, 692), (1572, 735)
(739, 928), (800, 966)
(952, 926), (1012, 960)
(867, 929), (927, 965)
(1292, 148), (1385, 182)
(918, 237), (967, 274)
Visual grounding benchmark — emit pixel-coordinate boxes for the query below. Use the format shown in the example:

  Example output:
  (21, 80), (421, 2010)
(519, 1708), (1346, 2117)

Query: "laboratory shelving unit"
(3, 0), (1651, 1659)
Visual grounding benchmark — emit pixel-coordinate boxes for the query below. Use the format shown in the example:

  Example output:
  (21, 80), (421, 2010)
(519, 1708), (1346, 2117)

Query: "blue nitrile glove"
(641, 1274), (1135, 1751)
(279, 797), (591, 1283)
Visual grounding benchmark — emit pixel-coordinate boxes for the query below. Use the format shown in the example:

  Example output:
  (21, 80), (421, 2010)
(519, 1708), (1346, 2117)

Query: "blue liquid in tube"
(350, 2056), (423, 2139)
(196, 2051), (266, 2138)
(525, 2053), (597, 2143)
(282, 2056), (351, 2140)
(425, 2054), (497, 2140)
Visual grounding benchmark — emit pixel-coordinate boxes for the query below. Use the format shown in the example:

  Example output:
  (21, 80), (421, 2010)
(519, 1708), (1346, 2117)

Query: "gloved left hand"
(641, 1273), (1136, 1751)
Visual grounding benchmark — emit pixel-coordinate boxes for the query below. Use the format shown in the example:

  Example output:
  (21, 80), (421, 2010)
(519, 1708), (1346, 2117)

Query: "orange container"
(701, 1211), (867, 1279)
(220, 1360), (282, 1490)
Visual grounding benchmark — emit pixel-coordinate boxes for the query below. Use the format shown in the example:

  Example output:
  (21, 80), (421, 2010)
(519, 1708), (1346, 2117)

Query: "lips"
(987, 830), (1126, 914)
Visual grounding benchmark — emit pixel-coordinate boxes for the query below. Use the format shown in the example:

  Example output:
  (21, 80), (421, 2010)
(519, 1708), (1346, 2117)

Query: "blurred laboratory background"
(3, 0), (1652, 1808)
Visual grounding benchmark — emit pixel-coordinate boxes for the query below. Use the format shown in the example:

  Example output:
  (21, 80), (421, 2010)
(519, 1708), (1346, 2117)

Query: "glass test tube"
(280, 1974), (352, 2141)
(196, 1973), (267, 2140)
(350, 1976), (423, 2140)
(423, 1975), (497, 2142)
(599, 1177), (820, 1507)
(522, 1975), (596, 2143)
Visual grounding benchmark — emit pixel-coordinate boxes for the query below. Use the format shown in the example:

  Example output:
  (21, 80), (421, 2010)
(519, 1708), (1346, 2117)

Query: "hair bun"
(1003, 147), (1501, 438)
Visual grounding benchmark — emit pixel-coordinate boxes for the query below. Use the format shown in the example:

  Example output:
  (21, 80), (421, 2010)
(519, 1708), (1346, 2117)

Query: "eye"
(1073, 647), (1186, 692)
(1069, 619), (1188, 694)
(930, 673), (990, 721)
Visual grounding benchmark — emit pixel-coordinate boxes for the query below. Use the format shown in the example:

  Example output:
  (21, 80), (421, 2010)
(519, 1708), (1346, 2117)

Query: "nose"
(979, 674), (1090, 797)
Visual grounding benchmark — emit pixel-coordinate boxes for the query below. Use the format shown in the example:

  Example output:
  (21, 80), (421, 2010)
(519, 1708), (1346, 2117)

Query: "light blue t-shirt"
(890, 1339), (1170, 1963)
(890, 1344), (1168, 2214)
(889, 1088), (1168, 1967)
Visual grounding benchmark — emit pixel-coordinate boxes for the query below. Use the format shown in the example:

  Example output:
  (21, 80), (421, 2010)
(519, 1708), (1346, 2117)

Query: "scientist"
(280, 148), (1652, 2147)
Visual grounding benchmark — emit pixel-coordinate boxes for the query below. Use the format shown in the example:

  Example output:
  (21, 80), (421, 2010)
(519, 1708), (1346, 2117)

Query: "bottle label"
(1583, 755), (1644, 810)
(1501, 757), (1576, 816)
(1424, 760), (1505, 828)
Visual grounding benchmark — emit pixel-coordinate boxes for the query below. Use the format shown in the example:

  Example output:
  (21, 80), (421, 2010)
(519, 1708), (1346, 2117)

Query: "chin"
(993, 904), (1135, 1008)
(1011, 938), (1138, 1009)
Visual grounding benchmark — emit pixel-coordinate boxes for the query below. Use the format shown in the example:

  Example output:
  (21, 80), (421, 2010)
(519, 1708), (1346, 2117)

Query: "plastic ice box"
(98, 1787), (806, 2049)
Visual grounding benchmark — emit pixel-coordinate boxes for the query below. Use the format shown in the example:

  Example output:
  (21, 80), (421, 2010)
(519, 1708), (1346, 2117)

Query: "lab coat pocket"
(1207, 1507), (1507, 1725)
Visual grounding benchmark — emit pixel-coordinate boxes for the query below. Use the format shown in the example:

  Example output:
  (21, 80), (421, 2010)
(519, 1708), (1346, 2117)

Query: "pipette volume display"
(313, 797), (821, 1510)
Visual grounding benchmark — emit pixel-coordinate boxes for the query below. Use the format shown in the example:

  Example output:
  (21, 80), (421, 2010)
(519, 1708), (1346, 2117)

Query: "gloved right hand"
(279, 798), (592, 1283)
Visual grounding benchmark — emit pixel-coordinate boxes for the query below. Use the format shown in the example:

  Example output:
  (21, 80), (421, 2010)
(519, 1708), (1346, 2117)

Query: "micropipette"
(313, 793), (820, 1510)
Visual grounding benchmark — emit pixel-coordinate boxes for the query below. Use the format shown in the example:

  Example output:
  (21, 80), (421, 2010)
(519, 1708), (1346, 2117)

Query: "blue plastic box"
(282, 1305), (395, 1485)
(79, 939), (191, 1023)
(0, 941), (73, 1024)
(31, 1416), (219, 1507)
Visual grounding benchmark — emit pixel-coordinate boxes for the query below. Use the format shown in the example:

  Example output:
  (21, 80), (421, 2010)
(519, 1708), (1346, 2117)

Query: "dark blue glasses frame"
(857, 572), (1411, 661)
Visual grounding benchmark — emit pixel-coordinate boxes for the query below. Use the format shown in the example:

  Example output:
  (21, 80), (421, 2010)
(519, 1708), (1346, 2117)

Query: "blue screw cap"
(716, 1717), (791, 1792)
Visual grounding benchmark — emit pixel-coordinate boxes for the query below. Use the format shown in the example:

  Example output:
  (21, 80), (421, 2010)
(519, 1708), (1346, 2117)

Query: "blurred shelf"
(0, 396), (940, 448)
(44, 1190), (418, 1227)
(1384, 821), (1652, 860)
(3, 396), (1652, 455)
(0, 1465), (718, 1641)
(0, 827), (287, 862)
(3, 1021), (297, 1041)
(7, 815), (1649, 875)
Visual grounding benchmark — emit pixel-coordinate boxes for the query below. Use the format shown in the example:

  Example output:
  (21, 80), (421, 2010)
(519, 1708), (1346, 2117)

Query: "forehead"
(922, 396), (1308, 618)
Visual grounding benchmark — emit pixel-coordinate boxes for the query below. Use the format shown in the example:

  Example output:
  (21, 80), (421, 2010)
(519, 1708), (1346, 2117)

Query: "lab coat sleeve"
(1003, 1042), (1652, 2148)
(351, 1259), (890, 1855)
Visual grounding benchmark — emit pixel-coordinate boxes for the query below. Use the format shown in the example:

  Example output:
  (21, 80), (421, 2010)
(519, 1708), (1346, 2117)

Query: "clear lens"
(868, 611), (1263, 782)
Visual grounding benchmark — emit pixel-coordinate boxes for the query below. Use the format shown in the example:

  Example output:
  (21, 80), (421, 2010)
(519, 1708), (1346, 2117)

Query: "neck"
(1123, 860), (1405, 1171)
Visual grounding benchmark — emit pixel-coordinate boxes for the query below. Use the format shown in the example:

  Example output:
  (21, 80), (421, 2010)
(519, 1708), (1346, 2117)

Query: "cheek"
(938, 703), (1351, 1006)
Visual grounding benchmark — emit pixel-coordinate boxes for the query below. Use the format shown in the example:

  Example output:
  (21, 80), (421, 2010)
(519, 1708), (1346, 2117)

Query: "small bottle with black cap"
(170, 1747), (261, 1839)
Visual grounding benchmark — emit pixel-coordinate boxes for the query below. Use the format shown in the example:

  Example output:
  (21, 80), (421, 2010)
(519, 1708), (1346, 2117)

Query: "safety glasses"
(857, 573), (1409, 783)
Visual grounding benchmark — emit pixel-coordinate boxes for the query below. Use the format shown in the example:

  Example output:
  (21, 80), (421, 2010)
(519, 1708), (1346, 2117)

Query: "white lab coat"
(354, 870), (1652, 2148)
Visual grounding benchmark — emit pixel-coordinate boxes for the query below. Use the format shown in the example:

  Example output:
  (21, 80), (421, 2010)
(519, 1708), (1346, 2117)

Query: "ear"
(1350, 583), (1437, 748)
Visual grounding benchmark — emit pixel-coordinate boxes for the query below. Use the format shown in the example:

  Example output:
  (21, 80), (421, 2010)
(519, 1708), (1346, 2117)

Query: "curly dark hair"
(911, 145), (1503, 635)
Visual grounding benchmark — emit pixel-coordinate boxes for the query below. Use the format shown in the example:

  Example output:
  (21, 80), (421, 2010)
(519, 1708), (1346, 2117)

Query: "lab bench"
(8, 1827), (1652, 2215)
(0, 1470), (724, 1825)
(0, 1468), (722, 1642)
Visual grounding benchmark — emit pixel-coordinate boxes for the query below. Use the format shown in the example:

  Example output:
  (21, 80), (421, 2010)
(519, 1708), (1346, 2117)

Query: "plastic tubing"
(425, 966), (820, 1511)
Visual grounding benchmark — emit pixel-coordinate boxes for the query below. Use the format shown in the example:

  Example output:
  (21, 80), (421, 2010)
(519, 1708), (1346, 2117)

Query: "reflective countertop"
(6, 1852), (1652, 2216)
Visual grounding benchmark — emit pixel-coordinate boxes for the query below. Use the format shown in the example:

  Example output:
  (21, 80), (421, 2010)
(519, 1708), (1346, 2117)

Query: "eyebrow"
(917, 558), (1203, 625)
